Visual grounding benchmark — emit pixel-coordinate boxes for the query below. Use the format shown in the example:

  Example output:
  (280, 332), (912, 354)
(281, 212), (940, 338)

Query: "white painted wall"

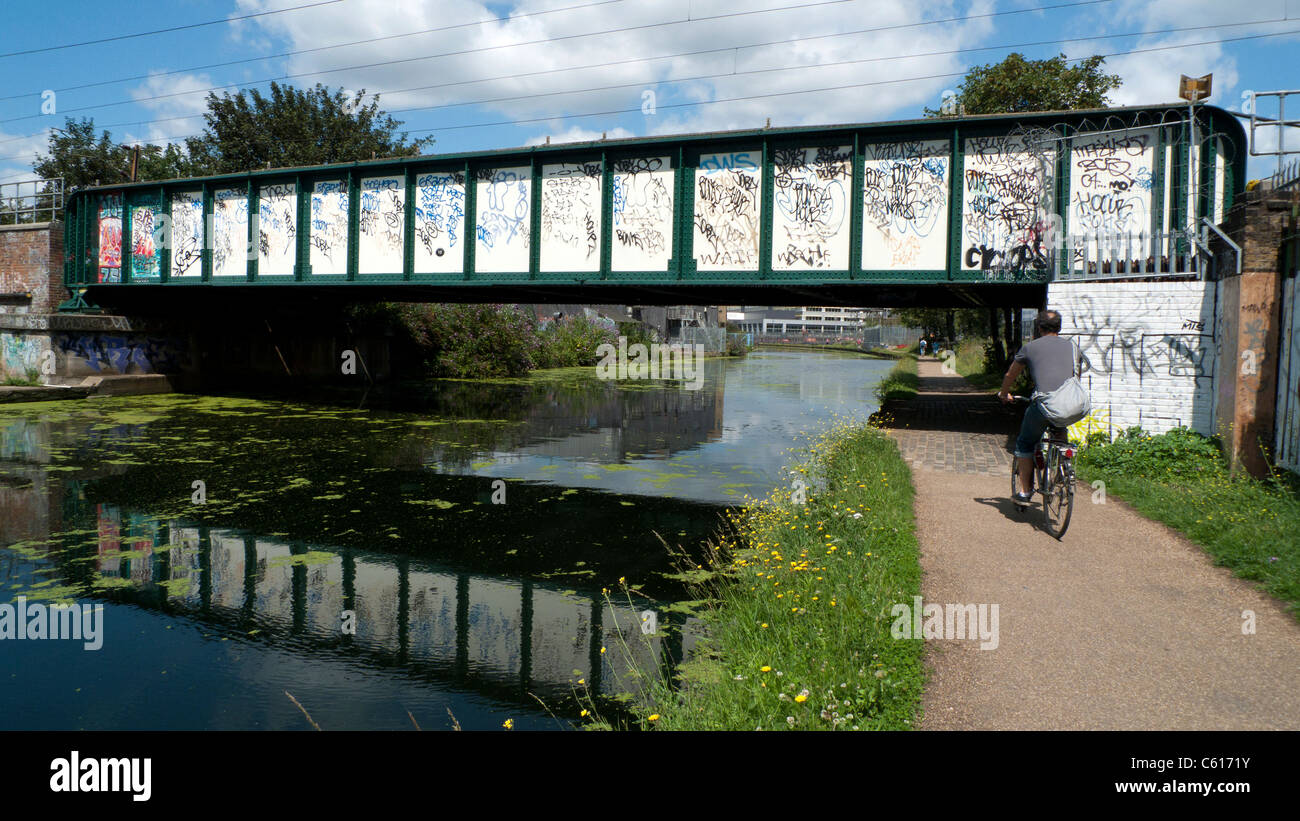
(1048, 281), (1218, 436)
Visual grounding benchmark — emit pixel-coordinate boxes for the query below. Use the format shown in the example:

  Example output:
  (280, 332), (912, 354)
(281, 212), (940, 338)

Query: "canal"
(0, 348), (894, 730)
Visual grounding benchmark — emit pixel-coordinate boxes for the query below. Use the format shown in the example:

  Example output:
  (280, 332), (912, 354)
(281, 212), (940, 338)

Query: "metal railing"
(1055, 228), (1201, 281)
(0, 178), (63, 225)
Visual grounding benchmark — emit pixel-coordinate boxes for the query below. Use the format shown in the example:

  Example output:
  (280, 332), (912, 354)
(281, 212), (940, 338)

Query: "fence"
(1055, 229), (1202, 281)
(753, 324), (921, 349)
(0, 178), (63, 225)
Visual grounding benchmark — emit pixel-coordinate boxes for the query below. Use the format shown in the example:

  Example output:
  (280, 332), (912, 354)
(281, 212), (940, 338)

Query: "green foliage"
(392, 303), (542, 378)
(874, 354), (919, 402)
(638, 421), (924, 730)
(1079, 425), (1226, 480)
(926, 52), (1121, 116)
(185, 82), (434, 175)
(2, 369), (43, 387)
(32, 118), (200, 196)
(535, 315), (617, 369)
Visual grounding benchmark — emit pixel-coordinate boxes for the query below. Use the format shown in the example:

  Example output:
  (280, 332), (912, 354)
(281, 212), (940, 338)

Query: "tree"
(32, 117), (197, 194)
(184, 82), (434, 175)
(925, 52), (1121, 116)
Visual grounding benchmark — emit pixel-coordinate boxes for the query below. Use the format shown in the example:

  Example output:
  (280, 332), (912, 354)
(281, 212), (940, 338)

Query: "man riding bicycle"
(997, 310), (1082, 505)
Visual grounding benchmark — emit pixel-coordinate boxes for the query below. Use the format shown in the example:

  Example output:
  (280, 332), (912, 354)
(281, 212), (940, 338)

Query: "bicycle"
(1009, 395), (1076, 539)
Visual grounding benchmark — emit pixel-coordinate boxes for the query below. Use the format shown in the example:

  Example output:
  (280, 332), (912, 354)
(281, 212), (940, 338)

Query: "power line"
(2, 16), (1294, 168)
(0, 0), (1111, 141)
(0, 0), (631, 101)
(0, 0), (347, 59)
(4, 17), (1294, 180)
(2, 0), (1084, 126)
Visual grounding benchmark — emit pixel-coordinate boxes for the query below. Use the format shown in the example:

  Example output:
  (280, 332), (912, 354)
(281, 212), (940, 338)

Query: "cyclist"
(998, 310), (1077, 505)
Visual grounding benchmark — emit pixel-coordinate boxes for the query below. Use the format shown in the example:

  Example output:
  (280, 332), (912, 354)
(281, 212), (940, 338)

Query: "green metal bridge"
(61, 104), (1245, 311)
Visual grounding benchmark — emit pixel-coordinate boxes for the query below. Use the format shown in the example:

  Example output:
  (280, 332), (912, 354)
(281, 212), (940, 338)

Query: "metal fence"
(673, 325), (726, 354)
(0, 178), (63, 225)
(753, 324), (921, 349)
(1056, 228), (1202, 281)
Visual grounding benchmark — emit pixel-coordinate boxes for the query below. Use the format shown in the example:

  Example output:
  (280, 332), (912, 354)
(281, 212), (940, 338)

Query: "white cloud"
(127, 72), (219, 144)
(524, 125), (635, 146)
(226, 0), (1002, 141)
(0, 127), (55, 183)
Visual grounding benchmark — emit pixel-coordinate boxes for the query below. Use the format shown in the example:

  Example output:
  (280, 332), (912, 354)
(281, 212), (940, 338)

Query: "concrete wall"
(0, 221), (65, 315)
(1048, 280), (1218, 436)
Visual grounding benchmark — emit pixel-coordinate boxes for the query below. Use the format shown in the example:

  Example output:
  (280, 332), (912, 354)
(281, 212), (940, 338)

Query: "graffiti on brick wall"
(1055, 286), (1217, 435)
(53, 333), (186, 374)
(1, 333), (43, 376)
(1067, 293), (1215, 380)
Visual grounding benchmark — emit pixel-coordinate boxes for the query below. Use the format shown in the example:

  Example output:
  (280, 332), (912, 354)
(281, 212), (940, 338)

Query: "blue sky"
(1, 0), (1298, 186)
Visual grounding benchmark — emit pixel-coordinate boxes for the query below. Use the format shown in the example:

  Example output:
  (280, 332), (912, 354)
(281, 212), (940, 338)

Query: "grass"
(952, 338), (1032, 393)
(873, 353), (919, 402)
(2, 368), (42, 387)
(1076, 426), (1300, 621)
(612, 418), (925, 730)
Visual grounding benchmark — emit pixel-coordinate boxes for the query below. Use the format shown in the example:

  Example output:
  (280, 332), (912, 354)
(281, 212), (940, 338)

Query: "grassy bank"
(1076, 426), (1300, 620)
(627, 419), (924, 730)
(873, 353), (919, 402)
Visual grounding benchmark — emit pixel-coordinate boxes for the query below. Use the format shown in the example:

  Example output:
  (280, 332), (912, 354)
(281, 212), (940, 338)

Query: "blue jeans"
(1014, 398), (1050, 458)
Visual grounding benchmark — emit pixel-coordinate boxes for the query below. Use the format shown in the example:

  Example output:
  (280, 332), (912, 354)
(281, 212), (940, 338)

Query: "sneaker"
(1013, 491), (1033, 504)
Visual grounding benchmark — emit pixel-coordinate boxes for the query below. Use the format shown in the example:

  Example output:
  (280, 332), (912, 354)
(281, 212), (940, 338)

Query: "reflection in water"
(0, 350), (891, 730)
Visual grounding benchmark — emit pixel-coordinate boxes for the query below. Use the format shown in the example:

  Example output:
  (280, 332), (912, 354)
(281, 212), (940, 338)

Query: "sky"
(1, 0), (1299, 188)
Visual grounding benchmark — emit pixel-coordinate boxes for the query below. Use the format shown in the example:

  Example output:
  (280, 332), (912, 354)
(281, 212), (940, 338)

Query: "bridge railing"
(1055, 228), (1201, 281)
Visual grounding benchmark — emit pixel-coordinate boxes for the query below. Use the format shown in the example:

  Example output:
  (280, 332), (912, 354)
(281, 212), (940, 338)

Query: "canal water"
(0, 349), (893, 730)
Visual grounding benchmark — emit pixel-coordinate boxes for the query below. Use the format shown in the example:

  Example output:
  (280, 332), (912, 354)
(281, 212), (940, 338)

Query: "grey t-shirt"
(1013, 334), (1076, 393)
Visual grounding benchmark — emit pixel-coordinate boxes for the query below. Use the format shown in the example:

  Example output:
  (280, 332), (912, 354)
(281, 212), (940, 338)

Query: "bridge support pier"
(1210, 188), (1300, 477)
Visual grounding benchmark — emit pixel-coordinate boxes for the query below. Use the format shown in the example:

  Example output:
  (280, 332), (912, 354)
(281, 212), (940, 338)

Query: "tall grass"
(873, 354), (919, 402)
(622, 419), (925, 730)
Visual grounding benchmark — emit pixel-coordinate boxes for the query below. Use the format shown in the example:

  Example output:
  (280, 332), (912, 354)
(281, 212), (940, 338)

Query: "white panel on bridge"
(962, 135), (1056, 276)
(258, 183), (297, 276)
(414, 171), (466, 274)
(208, 531), (245, 608)
(167, 526), (202, 604)
(212, 188), (248, 278)
(406, 569), (459, 664)
(861, 139), (950, 270)
(303, 553), (344, 633)
(541, 162), (602, 272)
(359, 174), (405, 275)
(771, 145), (851, 270)
(466, 576), (524, 675)
(169, 191), (203, 278)
(255, 539), (295, 621)
(611, 156), (673, 271)
(1068, 128), (1156, 264)
(475, 167), (531, 272)
(310, 179), (348, 275)
(694, 151), (761, 270)
(354, 558), (400, 649)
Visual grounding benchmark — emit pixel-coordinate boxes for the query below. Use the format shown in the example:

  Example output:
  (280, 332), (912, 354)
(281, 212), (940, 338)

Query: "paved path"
(885, 357), (1300, 730)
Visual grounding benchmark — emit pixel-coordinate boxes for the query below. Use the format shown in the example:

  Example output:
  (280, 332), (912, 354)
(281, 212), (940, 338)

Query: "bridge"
(60, 104), (1246, 311)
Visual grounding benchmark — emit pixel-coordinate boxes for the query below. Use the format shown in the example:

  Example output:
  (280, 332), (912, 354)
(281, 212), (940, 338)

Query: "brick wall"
(0, 221), (65, 315)
(1047, 281), (1218, 436)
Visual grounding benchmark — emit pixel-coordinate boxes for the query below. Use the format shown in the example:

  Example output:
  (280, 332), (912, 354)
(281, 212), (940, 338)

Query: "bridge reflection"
(61, 505), (703, 710)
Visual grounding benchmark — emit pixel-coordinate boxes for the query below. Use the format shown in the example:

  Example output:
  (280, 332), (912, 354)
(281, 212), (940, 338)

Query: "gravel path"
(886, 357), (1300, 730)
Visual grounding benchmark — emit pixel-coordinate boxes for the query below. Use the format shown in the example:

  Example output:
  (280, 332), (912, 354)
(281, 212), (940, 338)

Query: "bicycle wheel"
(1043, 450), (1075, 539)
